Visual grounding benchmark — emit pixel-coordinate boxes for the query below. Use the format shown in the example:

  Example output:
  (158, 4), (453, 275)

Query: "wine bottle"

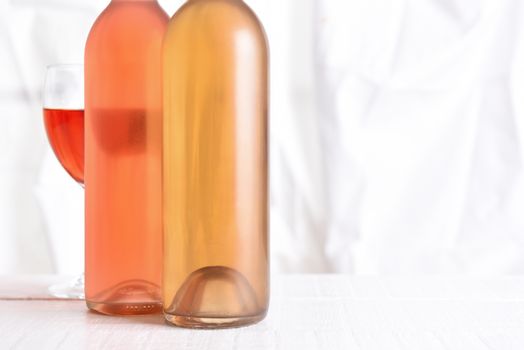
(84, 0), (168, 315)
(163, 0), (269, 328)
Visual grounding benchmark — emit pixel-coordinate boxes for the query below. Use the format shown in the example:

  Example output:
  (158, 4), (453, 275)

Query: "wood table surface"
(1, 275), (523, 349)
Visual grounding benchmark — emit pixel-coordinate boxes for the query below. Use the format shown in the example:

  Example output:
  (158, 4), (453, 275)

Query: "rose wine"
(163, 0), (269, 328)
(84, 0), (167, 315)
(43, 108), (84, 184)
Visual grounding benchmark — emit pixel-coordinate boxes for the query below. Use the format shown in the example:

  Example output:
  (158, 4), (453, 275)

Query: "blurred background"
(2, 0), (524, 276)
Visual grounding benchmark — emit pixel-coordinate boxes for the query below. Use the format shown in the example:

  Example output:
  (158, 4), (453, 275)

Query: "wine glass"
(43, 64), (85, 299)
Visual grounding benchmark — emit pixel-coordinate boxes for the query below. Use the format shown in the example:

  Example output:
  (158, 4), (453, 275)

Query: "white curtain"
(312, 0), (524, 274)
(1, 0), (524, 275)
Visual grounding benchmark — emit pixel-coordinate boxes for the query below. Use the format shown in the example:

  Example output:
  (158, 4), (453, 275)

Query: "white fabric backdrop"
(1, 0), (524, 275)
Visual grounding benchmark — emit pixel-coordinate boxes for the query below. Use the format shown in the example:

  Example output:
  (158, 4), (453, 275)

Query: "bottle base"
(87, 300), (162, 316)
(86, 279), (162, 315)
(164, 311), (267, 329)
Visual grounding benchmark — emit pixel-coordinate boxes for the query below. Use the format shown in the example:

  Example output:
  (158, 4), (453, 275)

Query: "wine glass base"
(48, 274), (85, 299)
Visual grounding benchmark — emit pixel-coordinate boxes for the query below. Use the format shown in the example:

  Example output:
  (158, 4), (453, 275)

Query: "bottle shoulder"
(166, 0), (266, 42)
(86, 2), (168, 47)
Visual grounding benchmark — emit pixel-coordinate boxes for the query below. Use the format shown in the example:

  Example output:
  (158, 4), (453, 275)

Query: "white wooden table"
(1, 275), (523, 349)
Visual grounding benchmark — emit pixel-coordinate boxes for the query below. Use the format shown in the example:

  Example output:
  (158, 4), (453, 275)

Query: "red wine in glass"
(43, 108), (84, 184)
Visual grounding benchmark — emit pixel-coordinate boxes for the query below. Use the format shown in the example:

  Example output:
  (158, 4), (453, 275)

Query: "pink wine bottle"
(84, 0), (168, 315)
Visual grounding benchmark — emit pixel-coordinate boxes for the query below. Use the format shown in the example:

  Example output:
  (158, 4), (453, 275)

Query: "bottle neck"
(111, 0), (156, 2)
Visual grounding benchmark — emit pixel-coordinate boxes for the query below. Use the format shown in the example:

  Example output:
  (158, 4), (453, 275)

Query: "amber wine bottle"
(163, 0), (269, 328)
(84, 0), (168, 315)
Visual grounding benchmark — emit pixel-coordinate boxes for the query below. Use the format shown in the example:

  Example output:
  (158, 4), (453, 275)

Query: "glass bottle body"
(163, 0), (269, 328)
(84, 0), (168, 315)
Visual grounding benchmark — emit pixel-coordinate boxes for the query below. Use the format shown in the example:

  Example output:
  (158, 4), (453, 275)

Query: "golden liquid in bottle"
(163, 0), (269, 328)
(84, 0), (168, 315)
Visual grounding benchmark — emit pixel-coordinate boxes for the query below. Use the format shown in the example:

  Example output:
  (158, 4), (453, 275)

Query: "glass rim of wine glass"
(46, 63), (83, 68)
(43, 64), (84, 108)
